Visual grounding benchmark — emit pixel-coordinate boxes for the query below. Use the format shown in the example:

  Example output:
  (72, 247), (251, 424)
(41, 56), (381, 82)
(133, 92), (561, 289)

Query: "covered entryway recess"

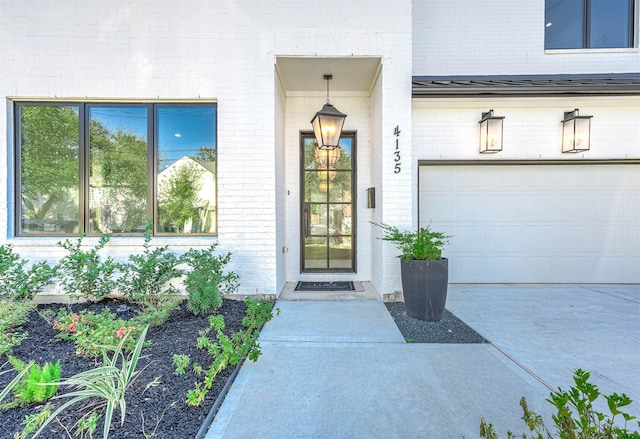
(418, 160), (640, 283)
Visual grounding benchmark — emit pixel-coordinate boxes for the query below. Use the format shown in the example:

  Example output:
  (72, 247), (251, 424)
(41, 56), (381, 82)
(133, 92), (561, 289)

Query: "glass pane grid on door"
(301, 134), (355, 272)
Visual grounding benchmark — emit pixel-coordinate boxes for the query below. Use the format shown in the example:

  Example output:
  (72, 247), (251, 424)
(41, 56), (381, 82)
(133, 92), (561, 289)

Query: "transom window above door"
(14, 102), (217, 236)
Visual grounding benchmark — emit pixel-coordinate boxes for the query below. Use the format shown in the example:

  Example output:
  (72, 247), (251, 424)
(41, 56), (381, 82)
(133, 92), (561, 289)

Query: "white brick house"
(1, 1), (638, 297)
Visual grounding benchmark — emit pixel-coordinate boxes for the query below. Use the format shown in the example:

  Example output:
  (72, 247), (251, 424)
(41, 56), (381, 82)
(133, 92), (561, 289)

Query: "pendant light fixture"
(310, 74), (347, 150)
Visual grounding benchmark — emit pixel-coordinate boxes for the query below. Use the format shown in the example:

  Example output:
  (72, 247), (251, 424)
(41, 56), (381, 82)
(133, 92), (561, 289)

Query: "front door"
(301, 133), (355, 272)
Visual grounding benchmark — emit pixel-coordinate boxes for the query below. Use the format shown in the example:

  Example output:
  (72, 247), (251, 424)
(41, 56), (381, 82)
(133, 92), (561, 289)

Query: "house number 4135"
(393, 125), (401, 174)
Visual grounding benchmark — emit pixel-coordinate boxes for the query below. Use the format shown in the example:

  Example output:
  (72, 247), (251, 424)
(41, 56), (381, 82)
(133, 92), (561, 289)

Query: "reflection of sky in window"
(304, 136), (352, 156)
(304, 136), (353, 170)
(591, 0), (630, 48)
(89, 106), (148, 136)
(87, 106), (216, 171)
(158, 107), (217, 171)
(338, 137), (352, 156)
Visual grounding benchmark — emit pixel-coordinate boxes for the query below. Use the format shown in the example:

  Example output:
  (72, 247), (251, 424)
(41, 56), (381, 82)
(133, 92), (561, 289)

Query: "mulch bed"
(385, 302), (488, 344)
(1, 298), (487, 438)
(0, 298), (248, 439)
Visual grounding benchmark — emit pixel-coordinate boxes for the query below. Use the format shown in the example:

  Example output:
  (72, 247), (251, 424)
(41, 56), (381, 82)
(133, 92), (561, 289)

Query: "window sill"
(545, 48), (639, 55)
(9, 236), (218, 249)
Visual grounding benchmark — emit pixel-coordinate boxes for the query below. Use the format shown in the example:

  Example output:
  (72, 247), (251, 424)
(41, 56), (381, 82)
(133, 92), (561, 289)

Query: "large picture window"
(545, 0), (635, 49)
(15, 102), (217, 236)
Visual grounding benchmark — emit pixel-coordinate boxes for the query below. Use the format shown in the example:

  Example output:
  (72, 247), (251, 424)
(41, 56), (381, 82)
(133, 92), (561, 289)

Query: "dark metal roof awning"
(412, 73), (640, 97)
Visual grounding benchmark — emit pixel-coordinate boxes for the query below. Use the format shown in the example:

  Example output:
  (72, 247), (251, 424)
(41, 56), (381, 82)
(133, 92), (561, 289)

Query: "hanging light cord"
(324, 74), (332, 104)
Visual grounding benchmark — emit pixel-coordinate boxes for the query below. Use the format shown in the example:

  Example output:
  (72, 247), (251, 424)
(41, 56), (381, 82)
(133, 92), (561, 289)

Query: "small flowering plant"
(53, 307), (145, 358)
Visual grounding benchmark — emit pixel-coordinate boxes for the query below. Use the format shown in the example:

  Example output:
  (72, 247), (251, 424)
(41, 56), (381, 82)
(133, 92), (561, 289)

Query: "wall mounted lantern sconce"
(562, 109), (592, 153)
(310, 74), (347, 150)
(478, 109), (505, 154)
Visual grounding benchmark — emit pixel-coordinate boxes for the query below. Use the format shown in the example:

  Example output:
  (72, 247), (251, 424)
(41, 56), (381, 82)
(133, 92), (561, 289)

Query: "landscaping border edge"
(194, 358), (245, 439)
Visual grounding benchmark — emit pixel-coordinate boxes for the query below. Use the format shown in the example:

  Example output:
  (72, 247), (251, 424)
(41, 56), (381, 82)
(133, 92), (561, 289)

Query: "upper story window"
(15, 102), (217, 237)
(545, 0), (635, 49)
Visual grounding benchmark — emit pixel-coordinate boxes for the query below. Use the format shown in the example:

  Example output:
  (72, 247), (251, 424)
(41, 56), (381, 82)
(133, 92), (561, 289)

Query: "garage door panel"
(419, 164), (640, 283)
(425, 192), (629, 223)
(451, 224), (635, 255)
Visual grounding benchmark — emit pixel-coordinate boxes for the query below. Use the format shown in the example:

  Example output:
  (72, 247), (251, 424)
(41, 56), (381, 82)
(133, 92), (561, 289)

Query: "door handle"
(303, 207), (310, 238)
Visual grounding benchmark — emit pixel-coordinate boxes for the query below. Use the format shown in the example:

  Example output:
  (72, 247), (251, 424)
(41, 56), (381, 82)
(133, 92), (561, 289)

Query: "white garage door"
(418, 163), (640, 283)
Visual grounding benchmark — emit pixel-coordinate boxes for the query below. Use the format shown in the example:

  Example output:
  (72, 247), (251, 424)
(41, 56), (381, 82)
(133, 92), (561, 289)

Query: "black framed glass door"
(301, 133), (355, 272)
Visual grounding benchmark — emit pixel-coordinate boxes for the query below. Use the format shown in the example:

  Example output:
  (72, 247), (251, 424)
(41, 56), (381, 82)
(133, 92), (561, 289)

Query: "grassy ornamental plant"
(372, 222), (451, 261)
(0, 360), (34, 404)
(2, 357), (61, 408)
(26, 325), (150, 439)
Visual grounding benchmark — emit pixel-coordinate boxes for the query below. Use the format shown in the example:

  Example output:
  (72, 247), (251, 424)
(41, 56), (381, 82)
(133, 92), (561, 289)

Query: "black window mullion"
(585, 0), (591, 48)
(14, 101), (216, 237)
(79, 103), (88, 235)
(14, 104), (23, 236)
(148, 104), (156, 235)
(629, 0), (635, 48)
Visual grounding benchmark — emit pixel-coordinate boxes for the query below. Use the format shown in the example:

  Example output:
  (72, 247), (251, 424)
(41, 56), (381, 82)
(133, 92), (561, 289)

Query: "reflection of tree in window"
(18, 103), (217, 236)
(89, 120), (148, 234)
(195, 147), (216, 163)
(158, 160), (206, 233)
(20, 106), (79, 233)
(303, 139), (351, 203)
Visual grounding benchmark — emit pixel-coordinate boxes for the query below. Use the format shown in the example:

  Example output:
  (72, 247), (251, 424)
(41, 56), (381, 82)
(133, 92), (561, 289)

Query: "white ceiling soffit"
(276, 56), (381, 96)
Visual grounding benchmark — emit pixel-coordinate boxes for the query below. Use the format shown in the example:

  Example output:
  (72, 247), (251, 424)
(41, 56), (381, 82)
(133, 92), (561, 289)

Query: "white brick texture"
(0, 0), (636, 297)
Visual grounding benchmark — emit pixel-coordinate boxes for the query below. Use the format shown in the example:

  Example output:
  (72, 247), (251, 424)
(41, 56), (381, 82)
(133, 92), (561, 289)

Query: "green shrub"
(116, 225), (182, 326)
(0, 244), (56, 300)
(372, 221), (451, 261)
(172, 354), (191, 375)
(53, 307), (144, 358)
(181, 245), (239, 315)
(185, 298), (274, 406)
(117, 223), (182, 303)
(0, 298), (36, 356)
(57, 234), (117, 302)
(480, 368), (640, 439)
(2, 356), (60, 407)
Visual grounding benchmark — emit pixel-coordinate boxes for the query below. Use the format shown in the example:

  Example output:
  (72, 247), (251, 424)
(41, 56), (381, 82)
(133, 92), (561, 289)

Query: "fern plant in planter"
(373, 222), (451, 322)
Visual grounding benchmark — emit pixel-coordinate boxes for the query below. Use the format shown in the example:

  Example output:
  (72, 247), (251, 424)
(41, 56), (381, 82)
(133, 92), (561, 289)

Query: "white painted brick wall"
(369, 74), (386, 292)
(275, 73), (287, 295)
(0, 0), (413, 297)
(412, 97), (640, 161)
(1, 1), (633, 298)
(413, 0), (640, 75)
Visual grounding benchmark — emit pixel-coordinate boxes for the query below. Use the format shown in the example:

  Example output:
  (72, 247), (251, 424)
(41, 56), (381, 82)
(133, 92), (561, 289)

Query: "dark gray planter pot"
(400, 258), (448, 322)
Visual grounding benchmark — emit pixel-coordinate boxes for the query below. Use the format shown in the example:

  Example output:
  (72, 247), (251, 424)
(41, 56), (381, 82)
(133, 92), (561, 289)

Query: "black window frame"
(545, 0), (636, 50)
(13, 101), (218, 238)
(299, 131), (357, 273)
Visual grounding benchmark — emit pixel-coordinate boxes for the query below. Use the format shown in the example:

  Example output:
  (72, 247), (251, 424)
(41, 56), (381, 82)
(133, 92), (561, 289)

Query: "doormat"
(295, 281), (355, 291)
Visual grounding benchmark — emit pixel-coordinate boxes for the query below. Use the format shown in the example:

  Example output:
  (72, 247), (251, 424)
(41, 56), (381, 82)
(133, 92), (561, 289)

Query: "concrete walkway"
(205, 284), (639, 438)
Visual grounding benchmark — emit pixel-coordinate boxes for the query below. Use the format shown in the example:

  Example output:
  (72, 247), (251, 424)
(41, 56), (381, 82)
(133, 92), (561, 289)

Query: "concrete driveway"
(205, 284), (639, 438)
(446, 284), (640, 407)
